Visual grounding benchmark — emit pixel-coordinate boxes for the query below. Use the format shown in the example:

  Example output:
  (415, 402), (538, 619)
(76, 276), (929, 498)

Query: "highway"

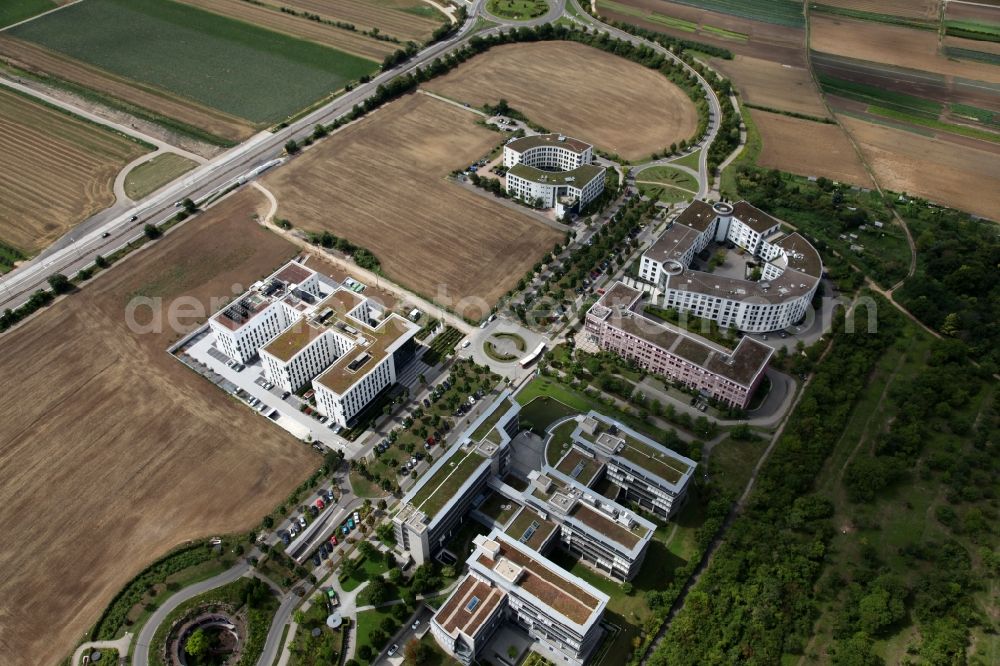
(0, 1), (490, 312)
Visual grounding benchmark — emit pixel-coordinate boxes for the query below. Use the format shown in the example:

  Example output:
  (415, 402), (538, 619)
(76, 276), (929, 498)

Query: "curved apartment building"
(503, 134), (605, 211)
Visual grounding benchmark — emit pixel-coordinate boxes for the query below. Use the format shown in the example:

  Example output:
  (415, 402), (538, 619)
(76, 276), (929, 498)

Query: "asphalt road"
(0, 1), (491, 312)
(132, 560), (251, 666)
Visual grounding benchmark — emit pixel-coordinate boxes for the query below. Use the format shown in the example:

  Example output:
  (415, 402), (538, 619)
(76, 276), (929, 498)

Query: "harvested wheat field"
(425, 41), (698, 160)
(810, 15), (1000, 84)
(279, 0), (446, 42)
(0, 84), (149, 254)
(0, 36), (255, 143)
(0, 188), (315, 662)
(263, 93), (562, 314)
(751, 109), (872, 187)
(841, 116), (1000, 220)
(712, 55), (829, 117)
(176, 0), (395, 60)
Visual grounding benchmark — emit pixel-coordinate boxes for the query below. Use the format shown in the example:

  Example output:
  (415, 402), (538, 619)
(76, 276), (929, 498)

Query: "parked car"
(412, 620), (421, 630)
(330, 535), (338, 546)
(281, 391), (291, 399)
(423, 398), (430, 408)
(315, 498), (325, 510)
(388, 645), (399, 657)
(309, 505), (319, 517)
(312, 553), (321, 566)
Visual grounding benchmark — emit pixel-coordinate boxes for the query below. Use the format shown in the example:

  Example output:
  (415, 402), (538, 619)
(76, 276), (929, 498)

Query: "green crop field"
(944, 19), (1000, 43)
(0, 0), (55, 28)
(812, 4), (935, 30)
(8, 0), (378, 124)
(944, 45), (1000, 65)
(817, 73), (943, 119)
(666, 0), (804, 28)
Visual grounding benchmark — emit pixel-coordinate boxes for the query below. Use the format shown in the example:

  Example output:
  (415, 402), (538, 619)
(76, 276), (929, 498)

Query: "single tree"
(185, 628), (210, 658)
(47, 273), (72, 295)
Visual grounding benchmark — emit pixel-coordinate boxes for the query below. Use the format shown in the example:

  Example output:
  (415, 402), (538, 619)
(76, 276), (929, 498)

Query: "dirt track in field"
(0, 189), (315, 663)
(263, 93), (563, 316)
(0, 35), (255, 143)
(711, 55), (829, 117)
(424, 41), (698, 160)
(0, 85), (149, 254)
(751, 109), (873, 187)
(840, 116), (1000, 220)
(280, 0), (444, 41)
(176, 0), (394, 60)
(810, 15), (1000, 84)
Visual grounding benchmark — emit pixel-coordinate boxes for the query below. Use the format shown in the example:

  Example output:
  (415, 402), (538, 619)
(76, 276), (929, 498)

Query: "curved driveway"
(133, 561), (251, 666)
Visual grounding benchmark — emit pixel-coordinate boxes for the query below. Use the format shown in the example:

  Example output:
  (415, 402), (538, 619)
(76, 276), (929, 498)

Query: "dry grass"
(841, 116), (1000, 220)
(0, 35), (256, 143)
(176, 0), (395, 60)
(810, 15), (1000, 84)
(751, 108), (873, 187)
(262, 92), (562, 316)
(0, 84), (149, 254)
(0, 189), (315, 662)
(711, 55), (829, 117)
(424, 41), (698, 160)
(279, 0), (445, 42)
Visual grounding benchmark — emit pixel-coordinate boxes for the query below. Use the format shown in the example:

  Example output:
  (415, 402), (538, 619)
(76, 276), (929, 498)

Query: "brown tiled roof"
(274, 263), (313, 285)
(672, 200), (717, 232)
(435, 576), (505, 638)
(775, 232), (822, 278)
(732, 201), (782, 234)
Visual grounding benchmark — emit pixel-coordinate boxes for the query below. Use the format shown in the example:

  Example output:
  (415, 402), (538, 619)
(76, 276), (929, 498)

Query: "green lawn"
(0, 0), (55, 28)
(355, 607), (396, 664)
(668, 149), (702, 171)
(486, 0), (548, 20)
(638, 183), (695, 204)
(545, 418), (579, 466)
(635, 166), (698, 191)
(707, 433), (768, 498)
(9, 0), (377, 123)
(340, 555), (391, 592)
(124, 152), (198, 200)
(518, 395), (579, 434)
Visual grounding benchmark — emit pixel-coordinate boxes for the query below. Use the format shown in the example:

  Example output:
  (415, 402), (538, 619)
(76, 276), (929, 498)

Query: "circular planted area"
(174, 612), (244, 665)
(486, 0), (549, 21)
(635, 165), (698, 203)
(483, 332), (527, 362)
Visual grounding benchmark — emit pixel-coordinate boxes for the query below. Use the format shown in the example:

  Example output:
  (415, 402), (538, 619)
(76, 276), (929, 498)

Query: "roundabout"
(484, 0), (550, 22)
(482, 331), (527, 362)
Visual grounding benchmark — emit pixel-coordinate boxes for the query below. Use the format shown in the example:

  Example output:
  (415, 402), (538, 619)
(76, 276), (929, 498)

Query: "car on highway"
(101, 231), (111, 238)
(129, 215), (138, 222)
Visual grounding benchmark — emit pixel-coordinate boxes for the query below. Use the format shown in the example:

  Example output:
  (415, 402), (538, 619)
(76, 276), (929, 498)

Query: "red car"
(426, 436), (435, 446)
(329, 535), (338, 546)
(315, 498), (325, 510)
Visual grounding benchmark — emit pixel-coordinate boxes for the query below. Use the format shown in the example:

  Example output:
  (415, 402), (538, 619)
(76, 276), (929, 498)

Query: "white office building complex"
(638, 200), (823, 333)
(503, 134), (605, 212)
(208, 260), (419, 428)
(432, 531), (609, 666)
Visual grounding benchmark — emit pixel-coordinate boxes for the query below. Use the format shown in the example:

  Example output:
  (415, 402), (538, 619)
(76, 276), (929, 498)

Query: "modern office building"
(393, 393), (520, 565)
(208, 260), (419, 427)
(562, 412), (696, 520)
(523, 468), (656, 581)
(638, 200), (822, 333)
(503, 134), (605, 211)
(432, 531), (609, 666)
(586, 282), (773, 408)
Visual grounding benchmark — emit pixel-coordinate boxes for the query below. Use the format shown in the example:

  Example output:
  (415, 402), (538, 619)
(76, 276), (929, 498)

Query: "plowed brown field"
(810, 15), (1000, 84)
(176, 0), (394, 60)
(0, 35), (255, 143)
(0, 85), (149, 254)
(0, 188), (315, 664)
(751, 109), (873, 187)
(425, 41), (698, 160)
(841, 116), (1000, 219)
(263, 93), (562, 315)
(712, 56), (829, 117)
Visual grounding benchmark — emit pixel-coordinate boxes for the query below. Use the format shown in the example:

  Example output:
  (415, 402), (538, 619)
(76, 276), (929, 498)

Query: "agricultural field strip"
(175, 0), (395, 61)
(662, 0), (805, 27)
(278, 0), (444, 42)
(0, 35), (255, 143)
(6, 0), (378, 125)
(598, 0), (747, 38)
(0, 84), (150, 253)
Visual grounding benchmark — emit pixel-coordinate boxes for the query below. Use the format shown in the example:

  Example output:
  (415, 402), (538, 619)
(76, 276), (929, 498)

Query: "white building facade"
(638, 200), (822, 334)
(503, 134), (605, 210)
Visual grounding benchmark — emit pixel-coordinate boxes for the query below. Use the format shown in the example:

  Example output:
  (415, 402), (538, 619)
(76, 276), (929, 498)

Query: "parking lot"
(179, 327), (367, 456)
